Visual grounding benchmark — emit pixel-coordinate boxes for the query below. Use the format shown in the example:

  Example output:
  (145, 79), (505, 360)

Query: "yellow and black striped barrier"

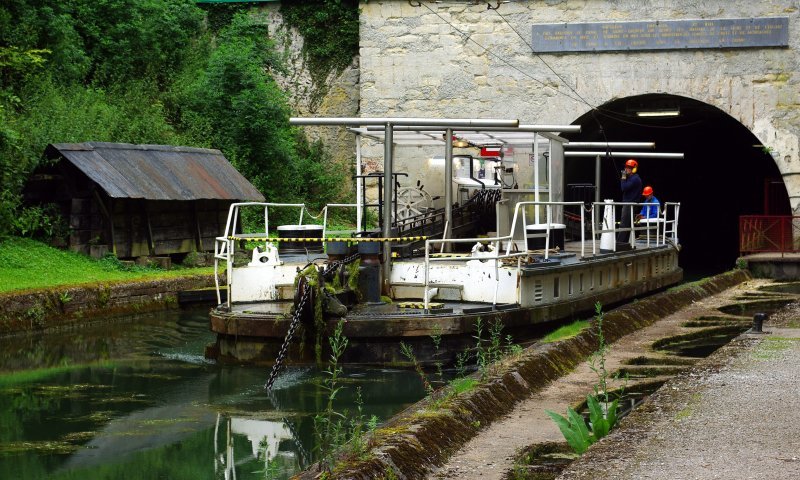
(229, 236), (428, 243)
(397, 301), (444, 309)
(430, 253), (471, 258)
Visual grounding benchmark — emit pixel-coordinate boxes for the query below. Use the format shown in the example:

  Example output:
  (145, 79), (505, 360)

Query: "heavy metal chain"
(321, 252), (361, 276)
(265, 253), (359, 391)
(265, 278), (311, 391)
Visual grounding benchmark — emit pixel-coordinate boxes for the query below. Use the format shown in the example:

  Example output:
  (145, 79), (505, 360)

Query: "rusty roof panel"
(46, 142), (265, 201)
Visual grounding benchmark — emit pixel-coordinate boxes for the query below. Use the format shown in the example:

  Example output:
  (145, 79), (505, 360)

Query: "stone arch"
(564, 92), (787, 273)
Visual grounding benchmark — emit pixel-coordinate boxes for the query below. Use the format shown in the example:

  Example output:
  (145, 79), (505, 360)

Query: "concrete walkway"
(560, 322), (800, 478)
(426, 279), (800, 480)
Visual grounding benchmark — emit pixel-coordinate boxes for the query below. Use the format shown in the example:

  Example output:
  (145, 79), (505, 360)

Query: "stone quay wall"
(0, 275), (216, 335)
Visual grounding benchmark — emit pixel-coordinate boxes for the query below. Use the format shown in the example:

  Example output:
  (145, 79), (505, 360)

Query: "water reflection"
(0, 309), (426, 479)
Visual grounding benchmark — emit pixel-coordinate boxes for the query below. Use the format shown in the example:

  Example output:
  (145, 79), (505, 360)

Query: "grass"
(0, 237), (216, 293)
(541, 320), (590, 344)
(0, 361), (118, 388)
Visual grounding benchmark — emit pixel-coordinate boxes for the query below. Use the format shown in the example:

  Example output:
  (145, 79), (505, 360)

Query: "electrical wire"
(411, 2), (701, 183)
(419, 2), (588, 107)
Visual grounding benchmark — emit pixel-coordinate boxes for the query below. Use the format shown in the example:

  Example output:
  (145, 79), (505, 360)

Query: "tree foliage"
(0, 0), (354, 239)
(178, 12), (349, 212)
(280, 0), (359, 88)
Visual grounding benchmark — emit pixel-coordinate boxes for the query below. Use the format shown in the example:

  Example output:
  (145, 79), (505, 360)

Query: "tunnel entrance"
(563, 94), (788, 278)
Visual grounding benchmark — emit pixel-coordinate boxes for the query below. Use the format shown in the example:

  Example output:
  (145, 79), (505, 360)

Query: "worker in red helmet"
(636, 185), (660, 221)
(617, 159), (642, 242)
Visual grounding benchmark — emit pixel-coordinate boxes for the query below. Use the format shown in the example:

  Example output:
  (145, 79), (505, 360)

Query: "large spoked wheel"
(396, 186), (432, 221)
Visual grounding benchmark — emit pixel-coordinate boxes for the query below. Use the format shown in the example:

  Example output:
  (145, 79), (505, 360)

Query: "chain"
(265, 388), (311, 466)
(322, 252), (361, 276)
(265, 278), (311, 391)
(265, 253), (359, 391)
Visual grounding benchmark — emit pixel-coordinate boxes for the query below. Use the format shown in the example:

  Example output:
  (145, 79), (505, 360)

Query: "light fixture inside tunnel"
(634, 108), (681, 118)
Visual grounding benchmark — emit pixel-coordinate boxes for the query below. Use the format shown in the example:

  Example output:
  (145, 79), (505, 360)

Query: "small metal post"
(749, 312), (768, 334)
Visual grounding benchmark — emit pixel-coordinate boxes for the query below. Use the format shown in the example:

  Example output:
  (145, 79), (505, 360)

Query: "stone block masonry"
(0, 275), (217, 335)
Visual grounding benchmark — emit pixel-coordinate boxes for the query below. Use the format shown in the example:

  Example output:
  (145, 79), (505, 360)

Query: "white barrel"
(600, 199), (615, 252)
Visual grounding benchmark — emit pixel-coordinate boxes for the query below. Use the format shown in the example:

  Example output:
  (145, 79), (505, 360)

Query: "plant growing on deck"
(546, 302), (620, 454)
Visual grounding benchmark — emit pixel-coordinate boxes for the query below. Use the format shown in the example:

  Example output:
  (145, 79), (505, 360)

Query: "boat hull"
(208, 251), (683, 365)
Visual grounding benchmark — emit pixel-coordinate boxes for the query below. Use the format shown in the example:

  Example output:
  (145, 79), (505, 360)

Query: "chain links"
(265, 278), (311, 391)
(265, 253), (360, 391)
(322, 252), (361, 277)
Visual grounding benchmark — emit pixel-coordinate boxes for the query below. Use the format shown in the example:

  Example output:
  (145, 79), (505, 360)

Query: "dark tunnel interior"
(562, 94), (788, 279)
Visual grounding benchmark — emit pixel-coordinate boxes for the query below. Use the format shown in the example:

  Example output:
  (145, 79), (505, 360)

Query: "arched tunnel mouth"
(563, 93), (787, 279)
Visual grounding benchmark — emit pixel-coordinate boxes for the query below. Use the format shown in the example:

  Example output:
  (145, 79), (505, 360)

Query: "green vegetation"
(541, 319), (590, 343)
(280, 0), (359, 105)
(313, 320), (378, 473)
(546, 303), (620, 455)
(0, 361), (117, 389)
(0, 0), (356, 241)
(0, 237), (213, 293)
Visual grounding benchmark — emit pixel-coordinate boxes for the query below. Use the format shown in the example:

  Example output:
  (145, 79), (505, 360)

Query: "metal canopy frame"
(352, 124), (578, 146)
(289, 117), (686, 283)
(289, 117), (582, 284)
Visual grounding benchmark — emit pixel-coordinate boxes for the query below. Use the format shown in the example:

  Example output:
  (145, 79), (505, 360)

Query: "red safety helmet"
(625, 159), (638, 169)
(642, 186), (653, 196)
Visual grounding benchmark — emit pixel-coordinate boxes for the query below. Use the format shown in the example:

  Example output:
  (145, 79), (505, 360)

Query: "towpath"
(426, 279), (788, 479)
(558, 306), (800, 479)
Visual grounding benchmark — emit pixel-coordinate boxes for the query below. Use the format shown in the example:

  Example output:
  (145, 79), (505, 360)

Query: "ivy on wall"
(279, 0), (359, 91)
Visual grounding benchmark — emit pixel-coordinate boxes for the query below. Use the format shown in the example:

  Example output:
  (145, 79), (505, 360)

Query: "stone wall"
(0, 275), (216, 335)
(253, 4), (360, 198)
(359, 1), (800, 209)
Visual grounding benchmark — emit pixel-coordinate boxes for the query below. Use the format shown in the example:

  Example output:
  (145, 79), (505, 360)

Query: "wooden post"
(193, 202), (203, 252)
(92, 189), (116, 256)
(144, 200), (155, 256)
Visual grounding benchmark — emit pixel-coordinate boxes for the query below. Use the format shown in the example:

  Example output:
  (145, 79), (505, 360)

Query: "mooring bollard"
(749, 312), (768, 334)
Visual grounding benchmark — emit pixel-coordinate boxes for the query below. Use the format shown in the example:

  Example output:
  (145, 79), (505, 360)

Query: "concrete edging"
(307, 269), (752, 479)
(0, 275), (217, 335)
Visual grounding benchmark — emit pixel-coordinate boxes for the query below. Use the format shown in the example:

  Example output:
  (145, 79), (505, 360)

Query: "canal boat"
(207, 118), (682, 366)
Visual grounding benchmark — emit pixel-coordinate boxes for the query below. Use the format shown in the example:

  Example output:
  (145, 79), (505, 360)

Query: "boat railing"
(423, 235), (528, 309)
(504, 201), (587, 259)
(320, 203), (360, 238)
(589, 201), (680, 253)
(423, 201), (586, 309)
(214, 202), (309, 307)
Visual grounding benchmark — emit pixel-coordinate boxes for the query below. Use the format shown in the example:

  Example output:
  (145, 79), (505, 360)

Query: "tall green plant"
(546, 302), (620, 454)
(312, 320), (377, 471)
(314, 319), (349, 467)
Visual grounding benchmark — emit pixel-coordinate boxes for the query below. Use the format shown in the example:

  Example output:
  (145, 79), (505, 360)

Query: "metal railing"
(213, 202), (365, 307)
(214, 202), (310, 307)
(590, 201), (680, 253)
(740, 215), (800, 254)
(424, 201), (585, 309)
(421, 200), (680, 309)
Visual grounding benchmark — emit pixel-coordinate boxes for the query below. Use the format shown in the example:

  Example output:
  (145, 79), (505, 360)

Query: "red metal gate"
(739, 215), (800, 254)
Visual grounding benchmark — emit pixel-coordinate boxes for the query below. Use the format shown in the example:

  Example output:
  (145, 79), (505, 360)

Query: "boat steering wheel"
(396, 186), (433, 221)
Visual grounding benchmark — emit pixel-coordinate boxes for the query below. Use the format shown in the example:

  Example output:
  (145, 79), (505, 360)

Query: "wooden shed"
(26, 142), (264, 259)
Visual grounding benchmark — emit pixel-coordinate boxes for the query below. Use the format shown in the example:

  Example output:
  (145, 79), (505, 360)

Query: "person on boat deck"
(617, 158), (642, 242)
(636, 185), (660, 221)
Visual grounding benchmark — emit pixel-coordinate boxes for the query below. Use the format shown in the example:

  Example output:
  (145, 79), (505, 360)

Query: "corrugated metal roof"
(46, 142), (265, 201)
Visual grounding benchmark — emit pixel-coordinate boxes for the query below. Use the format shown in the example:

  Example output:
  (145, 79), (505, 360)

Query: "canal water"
(0, 308), (427, 479)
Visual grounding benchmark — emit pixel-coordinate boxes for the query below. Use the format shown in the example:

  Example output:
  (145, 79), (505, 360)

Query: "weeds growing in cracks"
(313, 319), (378, 472)
(545, 302), (619, 454)
(400, 317), (523, 410)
